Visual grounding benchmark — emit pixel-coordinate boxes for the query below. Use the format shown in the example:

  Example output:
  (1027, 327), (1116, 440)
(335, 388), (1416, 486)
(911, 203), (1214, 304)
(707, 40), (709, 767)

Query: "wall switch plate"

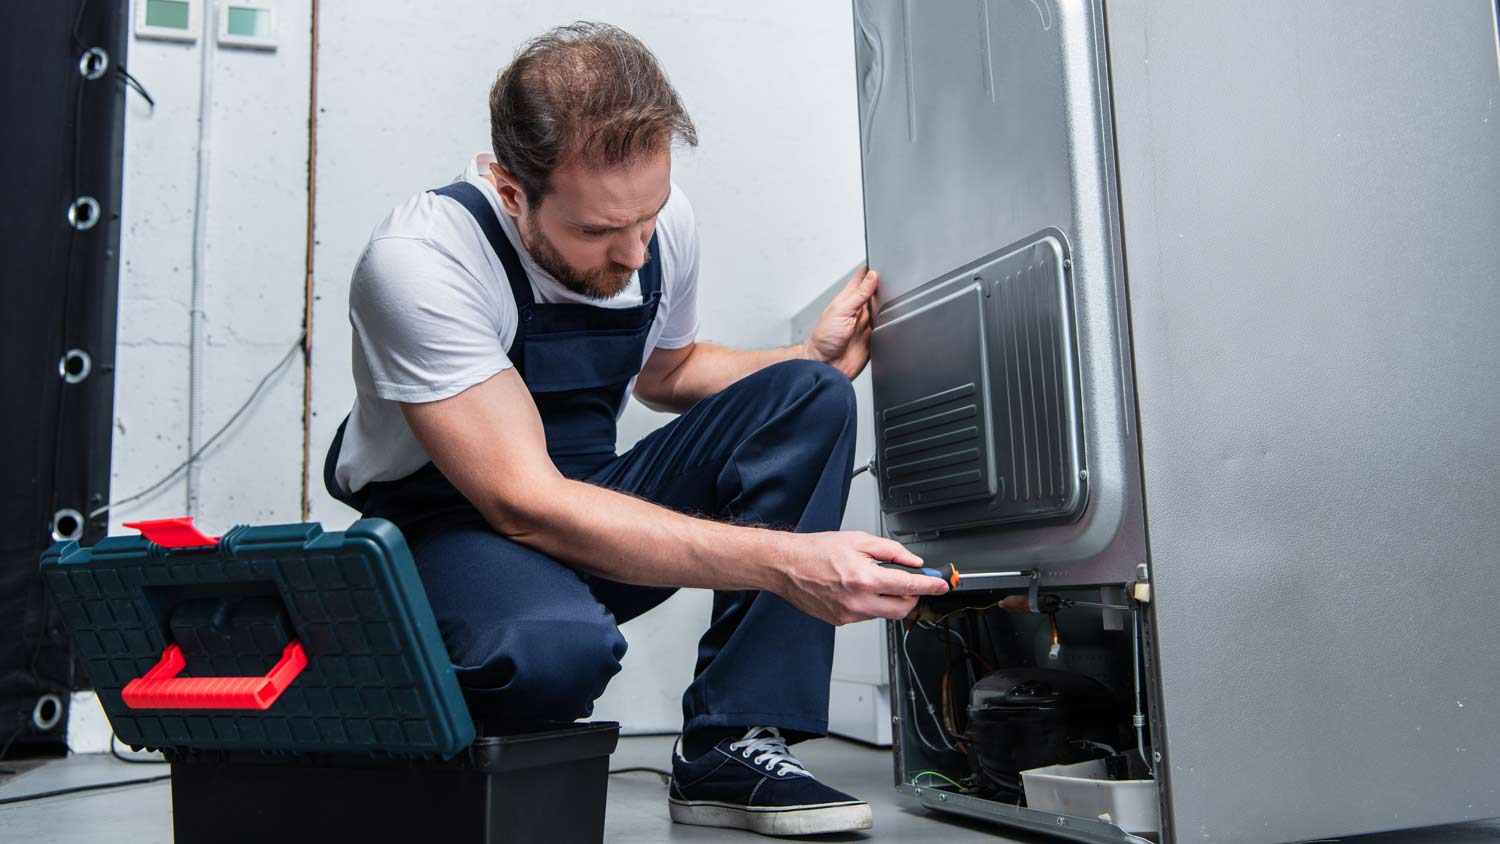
(135, 0), (199, 43)
(218, 2), (276, 51)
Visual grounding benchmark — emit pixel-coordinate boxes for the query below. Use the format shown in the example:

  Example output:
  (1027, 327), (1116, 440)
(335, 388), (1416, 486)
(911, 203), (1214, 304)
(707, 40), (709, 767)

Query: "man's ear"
(489, 161), (527, 217)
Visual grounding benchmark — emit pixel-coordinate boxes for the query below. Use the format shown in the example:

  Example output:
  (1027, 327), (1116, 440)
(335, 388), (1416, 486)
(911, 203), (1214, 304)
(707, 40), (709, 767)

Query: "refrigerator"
(852, 1), (1500, 841)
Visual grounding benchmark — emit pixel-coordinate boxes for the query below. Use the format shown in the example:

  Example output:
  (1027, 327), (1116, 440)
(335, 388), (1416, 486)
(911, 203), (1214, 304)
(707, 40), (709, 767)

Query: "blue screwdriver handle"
(877, 561), (960, 589)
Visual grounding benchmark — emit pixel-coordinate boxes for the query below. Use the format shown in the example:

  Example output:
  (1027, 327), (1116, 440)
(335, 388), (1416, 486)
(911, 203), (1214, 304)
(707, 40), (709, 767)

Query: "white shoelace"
(729, 727), (812, 778)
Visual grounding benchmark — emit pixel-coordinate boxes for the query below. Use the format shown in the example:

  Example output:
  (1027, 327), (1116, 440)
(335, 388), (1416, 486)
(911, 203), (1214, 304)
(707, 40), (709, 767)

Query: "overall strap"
(430, 181), (536, 310)
(638, 232), (663, 303)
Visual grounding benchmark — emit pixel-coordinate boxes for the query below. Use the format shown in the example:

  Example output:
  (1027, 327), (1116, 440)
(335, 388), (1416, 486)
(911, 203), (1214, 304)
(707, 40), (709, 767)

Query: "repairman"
(322, 22), (948, 837)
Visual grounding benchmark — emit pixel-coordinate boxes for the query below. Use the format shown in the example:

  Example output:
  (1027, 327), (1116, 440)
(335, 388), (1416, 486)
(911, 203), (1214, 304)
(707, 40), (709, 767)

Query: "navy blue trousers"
(402, 360), (858, 739)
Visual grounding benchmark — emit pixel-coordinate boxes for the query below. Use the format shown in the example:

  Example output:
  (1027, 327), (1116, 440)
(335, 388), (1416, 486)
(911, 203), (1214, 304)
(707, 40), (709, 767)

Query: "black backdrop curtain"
(0, 0), (128, 756)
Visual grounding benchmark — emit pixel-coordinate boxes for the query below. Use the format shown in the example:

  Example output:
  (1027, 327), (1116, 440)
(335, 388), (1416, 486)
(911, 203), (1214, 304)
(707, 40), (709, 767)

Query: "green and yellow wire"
(910, 770), (966, 790)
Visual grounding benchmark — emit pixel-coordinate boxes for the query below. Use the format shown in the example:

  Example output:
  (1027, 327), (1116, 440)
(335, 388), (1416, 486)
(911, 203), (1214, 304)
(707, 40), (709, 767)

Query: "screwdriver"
(877, 561), (961, 589)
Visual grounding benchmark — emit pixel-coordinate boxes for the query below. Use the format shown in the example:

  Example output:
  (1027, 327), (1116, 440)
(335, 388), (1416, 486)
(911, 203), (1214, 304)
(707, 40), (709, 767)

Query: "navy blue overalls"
(325, 180), (857, 741)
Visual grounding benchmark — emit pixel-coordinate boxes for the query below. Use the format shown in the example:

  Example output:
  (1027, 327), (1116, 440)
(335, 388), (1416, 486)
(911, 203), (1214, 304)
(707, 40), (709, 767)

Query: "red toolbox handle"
(122, 641), (308, 710)
(122, 516), (219, 548)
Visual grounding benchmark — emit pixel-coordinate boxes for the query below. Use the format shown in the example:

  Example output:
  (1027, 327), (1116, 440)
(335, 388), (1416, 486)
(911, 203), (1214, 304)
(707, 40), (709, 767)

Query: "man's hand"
(771, 530), (950, 626)
(802, 268), (878, 380)
(634, 267), (882, 408)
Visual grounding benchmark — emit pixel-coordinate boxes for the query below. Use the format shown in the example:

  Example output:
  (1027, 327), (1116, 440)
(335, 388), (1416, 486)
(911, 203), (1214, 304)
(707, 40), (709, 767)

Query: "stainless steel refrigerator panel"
(1106, 1), (1500, 841)
(855, 0), (1146, 586)
(855, 0), (1073, 301)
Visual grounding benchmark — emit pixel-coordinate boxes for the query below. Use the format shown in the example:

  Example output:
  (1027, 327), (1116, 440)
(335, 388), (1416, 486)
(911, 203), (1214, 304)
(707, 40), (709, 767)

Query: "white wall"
(109, 1), (866, 735)
(111, 1), (311, 534)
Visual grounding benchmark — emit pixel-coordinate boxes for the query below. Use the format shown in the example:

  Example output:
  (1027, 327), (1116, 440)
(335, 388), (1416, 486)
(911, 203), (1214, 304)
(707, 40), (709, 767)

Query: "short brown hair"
(489, 22), (698, 205)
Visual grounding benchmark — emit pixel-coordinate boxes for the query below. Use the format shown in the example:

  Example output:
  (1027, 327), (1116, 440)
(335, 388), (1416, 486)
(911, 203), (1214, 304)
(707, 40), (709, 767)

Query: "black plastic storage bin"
(170, 722), (621, 844)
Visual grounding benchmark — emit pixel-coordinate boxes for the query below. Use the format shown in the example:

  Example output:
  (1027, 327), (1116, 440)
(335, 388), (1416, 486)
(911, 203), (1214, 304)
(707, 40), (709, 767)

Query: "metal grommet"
(51, 508), (85, 542)
(59, 349), (93, 384)
(68, 196), (101, 231)
(78, 47), (110, 80)
(32, 693), (64, 731)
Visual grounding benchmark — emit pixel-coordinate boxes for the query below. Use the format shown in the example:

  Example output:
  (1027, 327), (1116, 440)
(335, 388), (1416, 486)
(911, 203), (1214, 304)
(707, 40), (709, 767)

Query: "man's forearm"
(489, 474), (793, 592)
(641, 341), (811, 412)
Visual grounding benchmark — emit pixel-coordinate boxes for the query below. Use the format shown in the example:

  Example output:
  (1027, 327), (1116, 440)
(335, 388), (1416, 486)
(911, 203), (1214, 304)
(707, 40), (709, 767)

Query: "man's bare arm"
(634, 342), (806, 414)
(634, 268), (879, 413)
(400, 368), (947, 625)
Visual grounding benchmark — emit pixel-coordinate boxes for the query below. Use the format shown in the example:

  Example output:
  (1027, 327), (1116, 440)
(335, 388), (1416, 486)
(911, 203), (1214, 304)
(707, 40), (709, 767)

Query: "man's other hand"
(773, 530), (949, 626)
(802, 267), (878, 380)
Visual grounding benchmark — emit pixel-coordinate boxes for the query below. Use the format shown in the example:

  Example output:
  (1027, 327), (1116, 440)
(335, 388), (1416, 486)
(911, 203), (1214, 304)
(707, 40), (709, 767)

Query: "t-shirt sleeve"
(349, 235), (515, 403)
(654, 186), (700, 350)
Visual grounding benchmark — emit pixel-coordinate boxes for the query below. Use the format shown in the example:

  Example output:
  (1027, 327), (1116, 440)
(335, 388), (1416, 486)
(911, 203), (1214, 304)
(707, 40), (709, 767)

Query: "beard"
(524, 216), (650, 301)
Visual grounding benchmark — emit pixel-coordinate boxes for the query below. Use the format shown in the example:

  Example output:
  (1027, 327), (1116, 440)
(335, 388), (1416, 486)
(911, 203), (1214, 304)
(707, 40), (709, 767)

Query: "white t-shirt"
(333, 153), (700, 496)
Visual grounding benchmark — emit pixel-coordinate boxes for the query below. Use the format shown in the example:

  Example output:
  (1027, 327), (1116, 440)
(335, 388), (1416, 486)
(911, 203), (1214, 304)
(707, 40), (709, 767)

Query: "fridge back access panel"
(855, 0), (1145, 588)
(874, 232), (1085, 536)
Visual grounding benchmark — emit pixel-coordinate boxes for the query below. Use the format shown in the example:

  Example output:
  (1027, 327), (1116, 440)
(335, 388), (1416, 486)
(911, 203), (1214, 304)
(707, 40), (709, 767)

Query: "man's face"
(492, 151), (671, 300)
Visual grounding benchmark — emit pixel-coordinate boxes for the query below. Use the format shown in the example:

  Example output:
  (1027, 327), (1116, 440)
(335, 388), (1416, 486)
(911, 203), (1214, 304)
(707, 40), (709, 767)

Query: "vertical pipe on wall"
(185, 1), (218, 517)
(301, 0), (319, 521)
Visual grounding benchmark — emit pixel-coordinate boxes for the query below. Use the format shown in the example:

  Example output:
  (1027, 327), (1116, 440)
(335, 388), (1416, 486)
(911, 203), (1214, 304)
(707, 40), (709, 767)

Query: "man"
(324, 22), (946, 837)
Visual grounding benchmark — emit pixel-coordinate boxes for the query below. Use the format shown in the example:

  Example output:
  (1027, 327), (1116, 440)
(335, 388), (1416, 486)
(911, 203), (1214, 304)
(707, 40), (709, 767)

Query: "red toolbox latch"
(123, 516), (220, 548)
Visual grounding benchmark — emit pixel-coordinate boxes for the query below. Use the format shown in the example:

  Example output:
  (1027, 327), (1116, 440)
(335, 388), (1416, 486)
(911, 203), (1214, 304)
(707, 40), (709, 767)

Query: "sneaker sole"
(669, 798), (873, 836)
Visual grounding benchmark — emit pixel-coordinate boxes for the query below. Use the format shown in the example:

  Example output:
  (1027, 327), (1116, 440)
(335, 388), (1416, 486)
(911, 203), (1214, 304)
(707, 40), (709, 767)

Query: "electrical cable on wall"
(118, 69), (154, 108)
(89, 336), (306, 520)
(184, 1), (220, 517)
(67, 0), (154, 111)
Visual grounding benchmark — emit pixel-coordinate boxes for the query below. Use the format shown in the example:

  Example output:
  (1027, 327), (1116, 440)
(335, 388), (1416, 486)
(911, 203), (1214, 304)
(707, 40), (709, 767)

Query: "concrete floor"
(2, 736), (1499, 843)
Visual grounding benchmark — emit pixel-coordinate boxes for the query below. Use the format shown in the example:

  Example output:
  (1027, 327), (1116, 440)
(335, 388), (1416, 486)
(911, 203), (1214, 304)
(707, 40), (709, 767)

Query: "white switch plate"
(218, 2), (277, 51)
(135, 0), (199, 43)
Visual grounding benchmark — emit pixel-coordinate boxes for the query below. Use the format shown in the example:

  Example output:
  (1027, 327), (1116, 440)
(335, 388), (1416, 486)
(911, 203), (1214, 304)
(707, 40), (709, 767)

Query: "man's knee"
(458, 617), (627, 722)
(760, 359), (857, 433)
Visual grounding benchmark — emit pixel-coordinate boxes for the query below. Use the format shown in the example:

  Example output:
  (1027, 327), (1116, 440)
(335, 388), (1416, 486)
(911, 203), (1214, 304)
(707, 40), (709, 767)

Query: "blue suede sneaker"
(669, 726), (873, 836)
